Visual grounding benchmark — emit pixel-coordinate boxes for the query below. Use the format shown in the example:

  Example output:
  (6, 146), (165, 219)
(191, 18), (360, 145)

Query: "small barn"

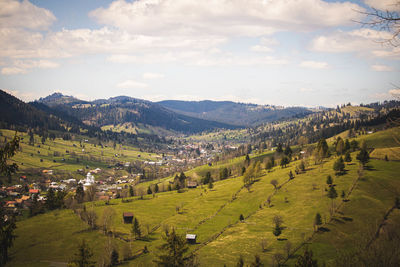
(186, 234), (197, 244)
(123, 212), (134, 224)
(187, 181), (198, 188)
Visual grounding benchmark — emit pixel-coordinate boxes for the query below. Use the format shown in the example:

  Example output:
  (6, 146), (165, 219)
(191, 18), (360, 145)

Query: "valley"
(1, 90), (400, 266)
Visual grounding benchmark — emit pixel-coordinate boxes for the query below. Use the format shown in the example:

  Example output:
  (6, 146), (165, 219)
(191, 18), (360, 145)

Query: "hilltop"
(36, 93), (239, 134)
(158, 100), (313, 127)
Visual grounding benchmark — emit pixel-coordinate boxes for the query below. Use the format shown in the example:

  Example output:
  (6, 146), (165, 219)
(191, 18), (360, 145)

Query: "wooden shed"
(186, 234), (197, 244)
(187, 181), (198, 188)
(123, 212), (134, 224)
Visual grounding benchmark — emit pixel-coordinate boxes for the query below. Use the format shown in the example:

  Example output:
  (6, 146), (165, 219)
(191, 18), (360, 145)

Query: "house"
(98, 195), (110, 201)
(42, 170), (53, 175)
(187, 181), (198, 188)
(186, 234), (197, 244)
(123, 212), (134, 224)
(29, 189), (39, 195)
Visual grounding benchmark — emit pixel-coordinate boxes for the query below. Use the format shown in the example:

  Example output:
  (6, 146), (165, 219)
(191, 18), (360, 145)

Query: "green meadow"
(6, 127), (400, 266)
(0, 129), (161, 174)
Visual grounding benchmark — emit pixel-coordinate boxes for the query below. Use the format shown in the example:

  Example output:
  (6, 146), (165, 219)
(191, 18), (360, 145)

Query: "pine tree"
(111, 248), (119, 266)
(46, 187), (56, 210)
(147, 186), (152, 195)
(273, 224), (281, 237)
(327, 186), (338, 200)
(237, 255), (244, 267)
(250, 255), (263, 267)
(129, 185), (134, 197)
(153, 229), (189, 267)
(208, 178), (214, 189)
(344, 151), (352, 162)
(132, 217), (141, 239)
(69, 239), (95, 267)
(356, 148), (370, 167)
(333, 156), (345, 175)
(314, 213), (322, 230)
(335, 137), (344, 155)
(295, 247), (318, 267)
(76, 183), (85, 203)
(276, 143), (283, 153)
(326, 175), (333, 186)
(245, 154), (251, 166)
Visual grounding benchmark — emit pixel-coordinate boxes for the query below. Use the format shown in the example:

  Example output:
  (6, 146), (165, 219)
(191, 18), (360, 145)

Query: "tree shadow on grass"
(342, 216), (353, 222)
(364, 165), (376, 171)
(73, 227), (96, 234)
(332, 218), (345, 224)
(318, 227), (330, 232)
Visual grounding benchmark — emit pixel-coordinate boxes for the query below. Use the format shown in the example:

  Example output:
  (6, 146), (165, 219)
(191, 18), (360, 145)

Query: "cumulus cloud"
(371, 64), (393, 71)
(0, 0), (371, 71)
(143, 72), (165, 79)
(90, 0), (362, 36)
(299, 60), (328, 69)
(1, 59), (59, 75)
(0, 0), (56, 30)
(310, 29), (400, 59)
(117, 80), (148, 89)
(251, 38), (279, 53)
(364, 0), (400, 12)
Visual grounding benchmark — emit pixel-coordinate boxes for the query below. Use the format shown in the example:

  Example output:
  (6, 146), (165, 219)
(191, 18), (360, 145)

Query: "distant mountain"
(158, 100), (313, 126)
(37, 94), (239, 134)
(38, 92), (85, 107)
(0, 90), (69, 131)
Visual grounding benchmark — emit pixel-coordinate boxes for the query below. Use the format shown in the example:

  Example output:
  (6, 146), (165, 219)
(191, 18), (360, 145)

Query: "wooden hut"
(186, 234), (197, 244)
(123, 212), (134, 224)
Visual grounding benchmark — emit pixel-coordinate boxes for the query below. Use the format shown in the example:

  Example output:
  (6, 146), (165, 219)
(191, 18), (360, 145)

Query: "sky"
(0, 0), (399, 107)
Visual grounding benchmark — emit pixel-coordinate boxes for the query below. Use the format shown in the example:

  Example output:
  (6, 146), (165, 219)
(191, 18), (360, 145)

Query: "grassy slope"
(7, 127), (400, 266)
(0, 129), (160, 173)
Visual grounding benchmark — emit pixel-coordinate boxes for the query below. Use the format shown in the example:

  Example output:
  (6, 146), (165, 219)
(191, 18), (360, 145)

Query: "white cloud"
(251, 45), (274, 53)
(299, 87), (314, 92)
(364, 0), (400, 12)
(116, 80), (148, 89)
(0, 0), (366, 71)
(0, 0), (56, 30)
(389, 89), (400, 98)
(3, 88), (35, 101)
(90, 0), (362, 37)
(1, 59), (59, 75)
(143, 72), (165, 79)
(1, 67), (26, 75)
(299, 60), (328, 69)
(371, 64), (393, 71)
(250, 37), (279, 53)
(310, 29), (400, 59)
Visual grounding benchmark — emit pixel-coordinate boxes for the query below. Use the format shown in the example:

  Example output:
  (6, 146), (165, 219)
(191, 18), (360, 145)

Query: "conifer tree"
(132, 217), (141, 239)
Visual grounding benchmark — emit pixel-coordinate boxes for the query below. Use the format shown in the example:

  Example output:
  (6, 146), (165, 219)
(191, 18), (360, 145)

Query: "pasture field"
(6, 127), (400, 266)
(0, 129), (161, 173)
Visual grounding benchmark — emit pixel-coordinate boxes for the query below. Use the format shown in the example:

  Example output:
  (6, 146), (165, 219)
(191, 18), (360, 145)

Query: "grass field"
(0, 129), (161, 174)
(6, 127), (400, 266)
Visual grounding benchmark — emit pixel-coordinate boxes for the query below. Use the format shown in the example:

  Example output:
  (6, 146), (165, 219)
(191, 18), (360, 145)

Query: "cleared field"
(0, 129), (161, 173)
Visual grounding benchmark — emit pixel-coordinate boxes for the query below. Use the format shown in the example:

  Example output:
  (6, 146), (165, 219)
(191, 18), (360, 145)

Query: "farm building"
(187, 181), (198, 188)
(186, 234), (197, 244)
(123, 212), (134, 224)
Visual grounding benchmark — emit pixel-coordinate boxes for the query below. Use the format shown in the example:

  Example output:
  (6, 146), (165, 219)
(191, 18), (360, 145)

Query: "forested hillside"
(158, 100), (313, 126)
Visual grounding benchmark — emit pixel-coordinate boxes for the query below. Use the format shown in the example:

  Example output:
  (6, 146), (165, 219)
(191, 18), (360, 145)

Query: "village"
(0, 139), (237, 216)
